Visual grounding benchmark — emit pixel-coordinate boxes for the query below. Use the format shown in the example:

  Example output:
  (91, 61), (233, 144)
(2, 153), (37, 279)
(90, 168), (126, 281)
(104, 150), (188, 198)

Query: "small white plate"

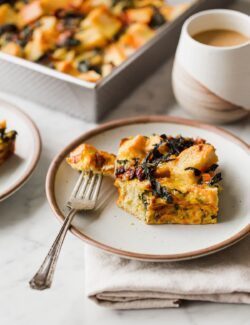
(46, 116), (250, 261)
(0, 99), (41, 201)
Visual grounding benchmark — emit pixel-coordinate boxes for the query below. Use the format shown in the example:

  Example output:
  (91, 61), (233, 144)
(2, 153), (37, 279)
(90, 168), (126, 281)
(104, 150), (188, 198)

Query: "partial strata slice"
(0, 120), (17, 165)
(66, 143), (116, 176)
(66, 134), (222, 225)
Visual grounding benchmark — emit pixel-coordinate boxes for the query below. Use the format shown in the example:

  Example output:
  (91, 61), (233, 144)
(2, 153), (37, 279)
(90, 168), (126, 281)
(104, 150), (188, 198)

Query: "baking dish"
(0, 0), (233, 122)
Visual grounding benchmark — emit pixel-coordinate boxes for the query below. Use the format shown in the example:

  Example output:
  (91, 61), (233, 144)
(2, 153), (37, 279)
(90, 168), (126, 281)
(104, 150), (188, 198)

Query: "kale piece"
(205, 164), (219, 172)
(18, 25), (35, 47)
(184, 167), (201, 176)
(0, 24), (17, 36)
(59, 37), (80, 47)
(139, 191), (149, 210)
(166, 136), (195, 155)
(77, 60), (101, 74)
(141, 148), (173, 204)
(150, 178), (173, 203)
(209, 172), (222, 186)
(111, 0), (133, 8)
(150, 7), (166, 28)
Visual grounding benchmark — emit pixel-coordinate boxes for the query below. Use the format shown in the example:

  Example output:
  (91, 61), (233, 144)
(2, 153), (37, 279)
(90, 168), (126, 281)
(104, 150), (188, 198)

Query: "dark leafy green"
(18, 25), (35, 47)
(58, 37), (80, 48)
(0, 128), (5, 138)
(0, 129), (17, 142)
(209, 172), (222, 186)
(174, 204), (179, 211)
(77, 60), (101, 74)
(0, 24), (17, 36)
(0, 0), (15, 5)
(77, 60), (89, 73)
(166, 136), (195, 155)
(55, 10), (84, 19)
(36, 53), (55, 69)
(139, 191), (149, 210)
(140, 145), (173, 203)
(115, 166), (125, 176)
(205, 164), (218, 172)
(184, 167), (201, 176)
(150, 7), (166, 28)
(116, 135), (203, 203)
(116, 159), (129, 165)
(111, 0), (133, 8)
(132, 157), (140, 167)
(151, 178), (173, 203)
(137, 135), (197, 203)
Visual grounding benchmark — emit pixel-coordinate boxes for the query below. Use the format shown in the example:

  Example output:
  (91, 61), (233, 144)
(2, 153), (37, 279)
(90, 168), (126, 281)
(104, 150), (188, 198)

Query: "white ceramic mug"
(172, 9), (250, 123)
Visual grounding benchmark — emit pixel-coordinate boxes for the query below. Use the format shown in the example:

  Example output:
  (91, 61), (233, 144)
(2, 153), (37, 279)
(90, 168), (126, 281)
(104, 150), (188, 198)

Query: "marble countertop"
(1, 2), (250, 323)
(1, 63), (249, 325)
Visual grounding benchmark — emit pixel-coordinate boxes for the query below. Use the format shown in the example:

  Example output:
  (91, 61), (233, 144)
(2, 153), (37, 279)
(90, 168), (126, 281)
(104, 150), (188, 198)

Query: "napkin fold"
(85, 235), (250, 309)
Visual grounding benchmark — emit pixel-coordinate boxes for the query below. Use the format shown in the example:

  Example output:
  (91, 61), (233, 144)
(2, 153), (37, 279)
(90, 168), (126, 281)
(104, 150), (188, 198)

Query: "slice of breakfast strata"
(114, 134), (222, 224)
(67, 134), (222, 225)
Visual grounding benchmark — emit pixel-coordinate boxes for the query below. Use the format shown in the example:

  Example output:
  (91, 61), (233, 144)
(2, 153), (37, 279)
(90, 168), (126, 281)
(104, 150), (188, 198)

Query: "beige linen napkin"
(85, 235), (250, 309)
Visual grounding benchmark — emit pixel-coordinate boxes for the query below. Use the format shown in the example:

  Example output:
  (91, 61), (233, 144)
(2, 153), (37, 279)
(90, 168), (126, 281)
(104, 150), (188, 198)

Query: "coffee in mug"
(193, 29), (249, 47)
(172, 9), (250, 123)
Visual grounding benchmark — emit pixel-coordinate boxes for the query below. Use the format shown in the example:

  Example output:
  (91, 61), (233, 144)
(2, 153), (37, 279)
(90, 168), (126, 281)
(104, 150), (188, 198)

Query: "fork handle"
(29, 209), (77, 290)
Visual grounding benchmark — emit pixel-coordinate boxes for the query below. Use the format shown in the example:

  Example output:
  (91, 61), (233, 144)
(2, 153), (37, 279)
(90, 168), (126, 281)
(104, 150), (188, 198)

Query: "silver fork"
(29, 171), (102, 290)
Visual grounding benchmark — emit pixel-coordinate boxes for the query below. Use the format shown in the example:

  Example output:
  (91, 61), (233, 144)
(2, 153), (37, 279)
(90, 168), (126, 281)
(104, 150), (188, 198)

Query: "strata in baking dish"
(0, 0), (190, 82)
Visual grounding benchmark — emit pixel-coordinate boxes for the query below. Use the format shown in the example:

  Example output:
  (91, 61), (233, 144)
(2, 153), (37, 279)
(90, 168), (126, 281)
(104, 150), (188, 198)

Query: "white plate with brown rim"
(0, 99), (41, 202)
(46, 116), (250, 261)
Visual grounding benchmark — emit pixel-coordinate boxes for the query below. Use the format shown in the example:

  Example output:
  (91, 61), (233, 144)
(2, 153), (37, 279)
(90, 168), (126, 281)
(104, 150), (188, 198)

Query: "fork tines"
(67, 172), (103, 210)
